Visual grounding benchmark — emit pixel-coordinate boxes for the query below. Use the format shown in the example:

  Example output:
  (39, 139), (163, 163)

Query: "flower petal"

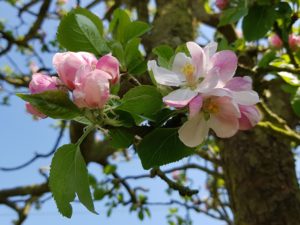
(224, 76), (252, 91)
(231, 90), (260, 105)
(204, 42), (218, 61)
(178, 113), (209, 147)
(239, 105), (261, 130)
(187, 42), (205, 76)
(172, 52), (193, 74)
(163, 88), (198, 108)
(210, 50), (237, 85)
(148, 60), (185, 86)
(96, 54), (120, 84)
(189, 95), (203, 118)
(208, 113), (239, 138)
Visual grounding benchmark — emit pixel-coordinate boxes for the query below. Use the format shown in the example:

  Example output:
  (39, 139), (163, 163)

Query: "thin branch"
(0, 121), (66, 171)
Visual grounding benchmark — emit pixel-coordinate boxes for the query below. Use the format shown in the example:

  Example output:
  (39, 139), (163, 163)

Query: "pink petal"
(96, 54), (120, 84)
(163, 88), (198, 108)
(239, 105), (261, 130)
(231, 90), (260, 105)
(29, 73), (58, 94)
(178, 113), (209, 147)
(189, 95), (203, 118)
(224, 76), (252, 91)
(210, 50), (237, 85)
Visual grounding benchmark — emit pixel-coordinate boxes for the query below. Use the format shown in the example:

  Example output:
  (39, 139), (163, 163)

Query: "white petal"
(163, 88), (198, 107)
(148, 60), (185, 86)
(178, 113), (209, 147)
(204, 42), (218, 61)
(172, 53), (193, 75)
(208, 114), (239, 138)
(232, 90), (260, 105)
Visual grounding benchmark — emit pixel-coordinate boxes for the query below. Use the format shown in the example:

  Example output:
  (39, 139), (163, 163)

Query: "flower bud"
(216, 0), (229, 10)
(53, 52), (97, 90)
(238, 105), (261, 130)
(96, 54), (120, 84)
(268, 34), (283, 49)
(289, 34), (300, 51)
(27, 73), (59, 118)
(73, 66), (110, 109)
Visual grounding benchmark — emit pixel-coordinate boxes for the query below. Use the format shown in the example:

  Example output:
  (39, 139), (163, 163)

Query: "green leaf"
(124, 21), (151, 43)
(291, 87), (300, 117)
(117, 85), (163, 121)
(242, 5), (276, 41)
(137, 128), (194, 169)
(57, 8), (109, 55)
(103, 164), (117, 175)
(278, 72), (300, 86)
(49, 144), (96, 218)
(124, 38), (146, 75)
(109, 128), (134, 149)
(109, 9), (131, 43)
(111, 41), (126, 69)
(258, 50), (277, 68)
(219, 6), (248, 26)
(153, 45), (174, 68)
(17, 90), (81, 120)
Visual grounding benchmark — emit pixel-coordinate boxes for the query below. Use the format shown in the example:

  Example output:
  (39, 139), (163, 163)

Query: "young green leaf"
(109, 9), (131, 43)
(109, 128), (134, 149)
(137, 128), (194, 169)
(57, 8), (109, 55)
(123, 21), (151, 43)
(219, 6), (248, 26)
(242, 5), (276, 41)
(117, 85), (163, 121)
(17, 90), (82, 120)
(49, 144), (96, 218)
(153, 45), (174, 68)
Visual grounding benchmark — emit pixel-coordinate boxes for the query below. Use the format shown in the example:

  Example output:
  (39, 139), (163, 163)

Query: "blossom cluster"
(268, 33), (300, 51)
(148, 42), (260, 147)
(26, 52), (120, 118)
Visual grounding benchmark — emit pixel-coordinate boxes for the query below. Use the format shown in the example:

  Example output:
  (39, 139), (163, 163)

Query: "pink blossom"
(26, 103), (47, 119)
(238, 105), (261, 130)
(96, 54), (120, 84)
(148, 42), (238, 108)
(289, 34), (300, 51)
(29, 73), (59, 94)
(53, 52), (97, 90)
(73, 66), (110, 109)
(179, 95), (240, 147)
(27, 73), (59, 118)
(216, 0), (229, 10)
(268, 34), (283, 49)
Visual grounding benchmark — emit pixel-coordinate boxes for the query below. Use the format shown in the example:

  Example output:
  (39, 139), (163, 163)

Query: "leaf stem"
(76, 125), (95, 146)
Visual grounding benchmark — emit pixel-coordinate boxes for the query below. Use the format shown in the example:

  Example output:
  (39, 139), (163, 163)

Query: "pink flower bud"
(216, 0), (229, 10)
(29, 73), (59, 94)
(238, 105), (261, 130)
(96, 54), (120, 84)
(268, 34), (283, 49)
(73, 66), (110, 109)
(27, 73), (59, 118)
(288, 34), (300, 51)
(53, 52), (97, 90)
(25, 103), (47, 119)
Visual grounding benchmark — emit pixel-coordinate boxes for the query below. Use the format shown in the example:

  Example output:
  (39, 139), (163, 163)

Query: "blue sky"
(0, 1), (224, 225)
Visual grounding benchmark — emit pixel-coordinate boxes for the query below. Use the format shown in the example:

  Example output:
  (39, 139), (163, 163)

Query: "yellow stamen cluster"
(203, 98), (219, 114)
(182, 63), (196, 88)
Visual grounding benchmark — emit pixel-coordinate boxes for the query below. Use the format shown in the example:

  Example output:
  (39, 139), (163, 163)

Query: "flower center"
(182, 63), (197, 89)
(203, 98), (219, 114)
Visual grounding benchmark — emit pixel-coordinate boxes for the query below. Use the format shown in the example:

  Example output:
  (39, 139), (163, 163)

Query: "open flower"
(148, 42), (238, 107)
(26, 73), (60, 118)
(179, 95), (241, 147)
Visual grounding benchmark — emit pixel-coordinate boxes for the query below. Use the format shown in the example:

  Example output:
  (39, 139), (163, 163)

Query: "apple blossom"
(73, 65), (111, 109)
(27, 73), (60, 118)
(288, 34), (300, 51)
(96, 54), (120, 84)
(216, 0), (229, 10)
(53, 51), (97, 90)
(238, 105), (261, 130)
(148, 42), (238, 107)
(179, 95), (241, 147)
(268, 34), (283, 49)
